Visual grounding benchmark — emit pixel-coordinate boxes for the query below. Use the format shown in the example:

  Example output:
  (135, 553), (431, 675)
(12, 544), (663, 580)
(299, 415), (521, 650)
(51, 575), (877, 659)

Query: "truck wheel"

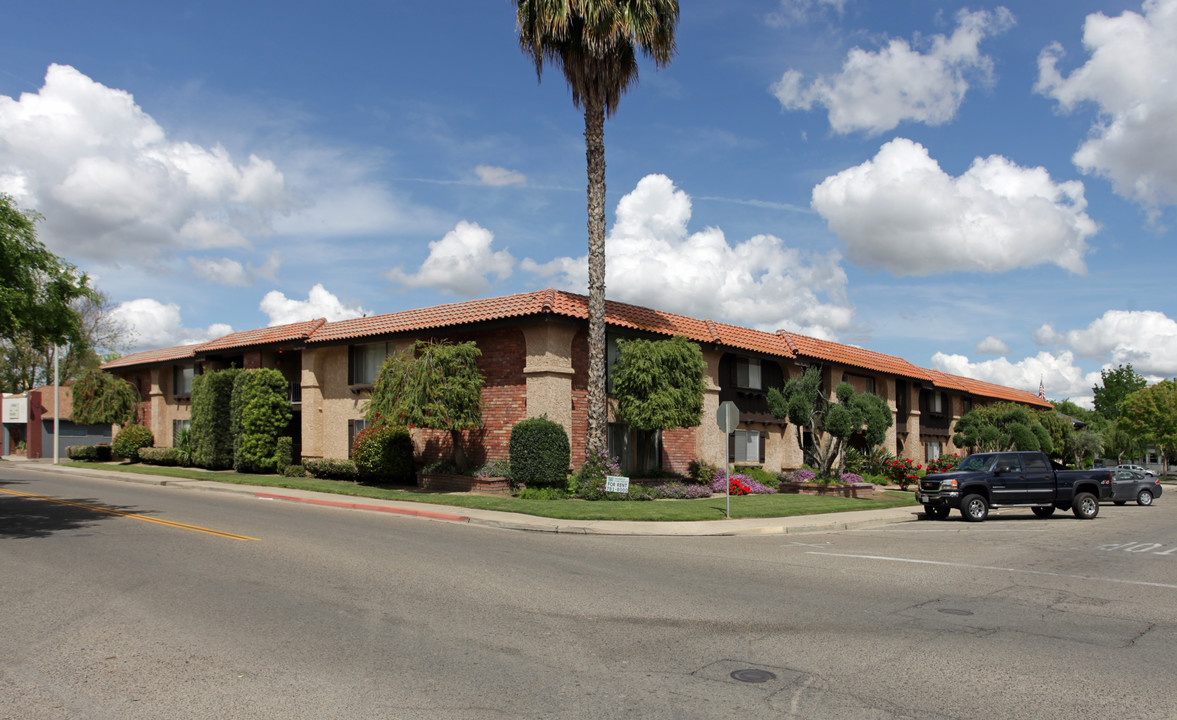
(1136, 489), (1154, 506)
(1031, 506), (1055, 518)
(924, 505), (950, 520)
(1072, 492), (1099, 519)
(960, 494), (988, 522)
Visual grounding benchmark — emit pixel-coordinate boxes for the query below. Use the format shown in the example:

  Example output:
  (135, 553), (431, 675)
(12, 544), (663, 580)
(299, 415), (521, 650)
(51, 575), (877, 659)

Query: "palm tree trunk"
(584, 99), (608, 459)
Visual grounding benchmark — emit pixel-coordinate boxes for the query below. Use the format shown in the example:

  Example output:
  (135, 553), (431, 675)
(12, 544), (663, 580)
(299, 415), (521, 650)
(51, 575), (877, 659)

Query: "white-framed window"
(929, 391), (944, 413)
(173, 365), (194, 397)
(734, 430), (761, 463)
(347, 418), (370, 458)
(735, 358), (762, 390)
(925, 441), (942, 462)
(350, 342), (393, 385)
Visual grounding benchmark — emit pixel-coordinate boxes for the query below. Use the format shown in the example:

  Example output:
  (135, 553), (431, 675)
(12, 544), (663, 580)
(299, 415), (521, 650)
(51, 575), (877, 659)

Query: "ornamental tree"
(767, 367), (893, 478)
(70, 368), (140, 426)
(612, 335), (705, 433)
(365, 340), (484, 471)
(952, 403), (1053, 454)
(230, 368), (292, 474)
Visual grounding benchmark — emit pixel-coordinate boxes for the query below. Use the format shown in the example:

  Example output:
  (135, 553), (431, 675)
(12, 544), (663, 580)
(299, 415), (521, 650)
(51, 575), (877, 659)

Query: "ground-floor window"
(732, 429), (764, 464)
(347, 418), (369, 458)
(608, 423), (661, 476)
(925, 440), (942, 462)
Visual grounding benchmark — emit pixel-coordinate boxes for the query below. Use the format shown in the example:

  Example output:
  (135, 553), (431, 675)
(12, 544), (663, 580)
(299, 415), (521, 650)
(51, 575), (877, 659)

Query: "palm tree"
(514, 0), (679, 458)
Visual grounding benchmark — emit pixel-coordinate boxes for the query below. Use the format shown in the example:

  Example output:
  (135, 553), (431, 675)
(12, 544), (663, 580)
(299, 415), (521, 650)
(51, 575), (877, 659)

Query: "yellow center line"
(0, 488), (259, 541)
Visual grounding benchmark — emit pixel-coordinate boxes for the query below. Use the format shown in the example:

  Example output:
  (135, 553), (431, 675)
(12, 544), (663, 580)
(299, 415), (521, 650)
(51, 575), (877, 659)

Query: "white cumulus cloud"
(974, 335), (1010, 355)
(259, 283), (367, 326)
(188, 250), (281, 287)
(932, 350), (1100, 405)
(766, 0), (847, 27)
(772, 7), (1014, 134)
(386, 221), (515, 295)
(811, 138), (1097, 275)
(109, 298), (233, 350)
(1036, 0), (1177, 213)
(1036, 310), (1177, 378)
(523, 174), (854, 338)
(0, 64), (294, 262)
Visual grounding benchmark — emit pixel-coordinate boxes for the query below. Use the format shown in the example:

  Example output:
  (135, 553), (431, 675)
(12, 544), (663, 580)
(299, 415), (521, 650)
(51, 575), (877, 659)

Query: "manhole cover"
(938, 608), (974, 616)
(730, 669), (777, 683)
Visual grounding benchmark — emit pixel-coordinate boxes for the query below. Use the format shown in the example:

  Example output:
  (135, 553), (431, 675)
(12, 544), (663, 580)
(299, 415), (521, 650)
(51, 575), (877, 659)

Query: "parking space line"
(807, 552), (1177, 590)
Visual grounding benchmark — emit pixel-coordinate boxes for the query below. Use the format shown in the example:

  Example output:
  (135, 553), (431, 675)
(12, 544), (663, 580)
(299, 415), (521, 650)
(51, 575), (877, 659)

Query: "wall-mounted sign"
(3, 397), (28, 424)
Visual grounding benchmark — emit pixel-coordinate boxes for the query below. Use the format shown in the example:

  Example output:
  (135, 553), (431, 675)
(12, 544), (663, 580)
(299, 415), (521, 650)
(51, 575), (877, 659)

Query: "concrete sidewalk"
(4, 458), (922, 536)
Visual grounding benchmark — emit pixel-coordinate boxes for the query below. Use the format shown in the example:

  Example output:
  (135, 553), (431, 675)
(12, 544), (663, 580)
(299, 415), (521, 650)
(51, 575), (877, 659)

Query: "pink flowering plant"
(709, 473), (777, 495)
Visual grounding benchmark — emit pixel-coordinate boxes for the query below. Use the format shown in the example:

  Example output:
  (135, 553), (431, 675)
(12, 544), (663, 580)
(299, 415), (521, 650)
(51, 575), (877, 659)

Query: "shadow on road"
(0, 478), (148, 540)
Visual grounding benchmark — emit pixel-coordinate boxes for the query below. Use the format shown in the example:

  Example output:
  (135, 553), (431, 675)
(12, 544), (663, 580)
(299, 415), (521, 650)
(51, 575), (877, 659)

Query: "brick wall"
(661, 426), (696, 475)
(569, 329), (589, 467)
(413, 328), (528, 467)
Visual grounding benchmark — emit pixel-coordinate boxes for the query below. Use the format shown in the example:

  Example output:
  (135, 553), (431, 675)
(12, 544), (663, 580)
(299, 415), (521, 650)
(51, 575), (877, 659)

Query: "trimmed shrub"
(303, 457), (359, 480)
(138, 447), (180, 466)
(191, 368), (240, 470)
(281, 463), (307, 478)
(274, 436), (294, 472)
(230, 369), (292, 474)
(735, 465), (779, 488)
(67, 445), (112, 461)
(509, 416), (570, 489)
(112, 424), (154, 461)
(351, 425), (415, 484)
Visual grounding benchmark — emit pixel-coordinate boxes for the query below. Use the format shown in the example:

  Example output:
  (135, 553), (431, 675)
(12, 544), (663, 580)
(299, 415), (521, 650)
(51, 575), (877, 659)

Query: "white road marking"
(806, 552), (1177, 590)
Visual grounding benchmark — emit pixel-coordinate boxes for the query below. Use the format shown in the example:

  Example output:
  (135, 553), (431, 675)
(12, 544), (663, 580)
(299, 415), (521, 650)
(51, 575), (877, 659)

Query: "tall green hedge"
(230, 368), (292, 474)
(509, 416), (570, 489)
(190, 368), (240, 470)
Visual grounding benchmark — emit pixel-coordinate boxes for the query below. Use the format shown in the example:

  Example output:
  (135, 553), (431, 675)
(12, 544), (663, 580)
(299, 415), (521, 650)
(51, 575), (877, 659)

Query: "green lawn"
(62, 461), (918, 522)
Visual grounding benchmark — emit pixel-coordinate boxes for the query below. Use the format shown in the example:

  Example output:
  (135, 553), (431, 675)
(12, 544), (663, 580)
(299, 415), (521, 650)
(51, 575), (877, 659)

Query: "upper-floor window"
(735, 357), (762, 390)
(350, 342), (393, 385)
(173, 365), (194, 398)
(842, 372), (876, 395)
(928, 390), (945, 414)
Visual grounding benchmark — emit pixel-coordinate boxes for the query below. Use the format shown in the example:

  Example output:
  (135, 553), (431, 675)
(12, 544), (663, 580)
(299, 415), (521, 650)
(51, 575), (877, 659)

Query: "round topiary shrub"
(509, 416), (570, 489)
(351, 424), (415, 484)
(112, 424), (154, 462)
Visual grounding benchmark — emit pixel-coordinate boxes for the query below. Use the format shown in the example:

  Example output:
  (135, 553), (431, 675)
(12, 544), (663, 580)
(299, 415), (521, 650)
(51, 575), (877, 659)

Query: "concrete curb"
(4, 460), (921, 536)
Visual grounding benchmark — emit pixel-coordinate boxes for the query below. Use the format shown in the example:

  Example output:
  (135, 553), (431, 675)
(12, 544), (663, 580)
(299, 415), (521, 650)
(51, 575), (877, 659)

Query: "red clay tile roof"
(199, 318), (327, 353)
(102, 344), (199, 370)
(98, 288), (1048, 408)
(780, 332), (932, 381)
(923, 367), (1052, 408)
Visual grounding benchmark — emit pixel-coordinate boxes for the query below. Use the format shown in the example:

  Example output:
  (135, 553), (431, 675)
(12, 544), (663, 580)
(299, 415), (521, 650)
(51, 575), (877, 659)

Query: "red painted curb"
(255, 492), (471, 523)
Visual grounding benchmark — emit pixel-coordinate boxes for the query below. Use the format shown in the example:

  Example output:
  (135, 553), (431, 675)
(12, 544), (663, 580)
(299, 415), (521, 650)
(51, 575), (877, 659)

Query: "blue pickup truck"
(916, 451), (1114, 522)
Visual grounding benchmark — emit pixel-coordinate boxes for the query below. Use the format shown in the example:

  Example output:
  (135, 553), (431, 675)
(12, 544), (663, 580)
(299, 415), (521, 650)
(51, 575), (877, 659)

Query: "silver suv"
(1116, 464), (1157, 477)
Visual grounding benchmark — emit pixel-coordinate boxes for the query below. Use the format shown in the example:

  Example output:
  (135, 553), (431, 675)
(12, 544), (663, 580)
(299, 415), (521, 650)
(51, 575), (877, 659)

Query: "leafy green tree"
(70, 369), (140, 426)
(766, 367), (892, 478)
(0, 194), (92, 380)
(1035, 409), (1074, 462)
(514, 0), (679, 459)
(952, 403), (1053, 454)
(1092, 364), (1147, 420)
(1103, 418), (1145, 465)
(1070, 429), (1104, 468)
(612, 336), (705, 433)
(1119, 380), (1177, 468)
(365, 340), (484, 471)
(0, 289), (131, 392)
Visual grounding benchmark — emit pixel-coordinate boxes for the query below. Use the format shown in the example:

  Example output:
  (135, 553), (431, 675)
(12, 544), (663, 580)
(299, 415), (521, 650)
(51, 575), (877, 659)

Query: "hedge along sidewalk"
(60, 461), (918, 522)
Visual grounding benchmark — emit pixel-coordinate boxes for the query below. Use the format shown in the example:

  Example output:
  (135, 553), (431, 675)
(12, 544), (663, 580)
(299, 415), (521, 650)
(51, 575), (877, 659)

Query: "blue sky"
(3, 0), (1175, 406)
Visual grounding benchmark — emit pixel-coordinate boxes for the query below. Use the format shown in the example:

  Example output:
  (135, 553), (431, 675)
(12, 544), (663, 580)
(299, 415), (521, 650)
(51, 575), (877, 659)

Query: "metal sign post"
(716, 401), (739, 519)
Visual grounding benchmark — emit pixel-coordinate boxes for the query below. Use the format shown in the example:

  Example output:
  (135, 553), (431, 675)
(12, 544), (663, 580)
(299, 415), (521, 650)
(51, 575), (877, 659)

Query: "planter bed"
(418, 472), (511, 495)
(777, 481), (880, 499)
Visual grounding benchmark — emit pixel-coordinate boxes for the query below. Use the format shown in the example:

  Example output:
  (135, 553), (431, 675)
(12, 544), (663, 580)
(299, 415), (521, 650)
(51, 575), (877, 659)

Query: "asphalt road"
(3, 464), (1176, 719)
